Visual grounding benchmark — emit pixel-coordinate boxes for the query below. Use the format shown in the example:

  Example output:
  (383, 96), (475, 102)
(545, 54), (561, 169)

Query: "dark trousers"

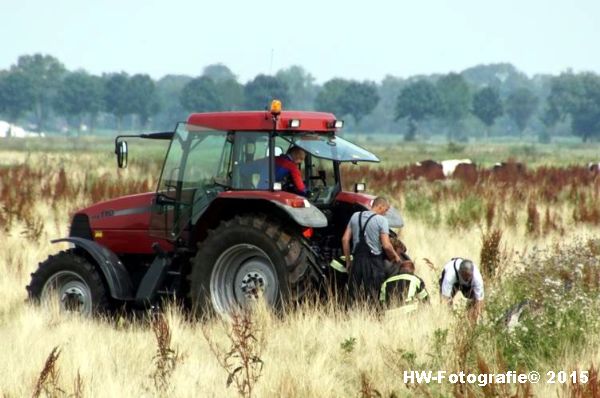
(349, 252), (386, 304)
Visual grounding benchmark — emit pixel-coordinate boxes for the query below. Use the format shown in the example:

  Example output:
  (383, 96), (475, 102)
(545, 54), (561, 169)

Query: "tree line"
(0, 54), (599, 142)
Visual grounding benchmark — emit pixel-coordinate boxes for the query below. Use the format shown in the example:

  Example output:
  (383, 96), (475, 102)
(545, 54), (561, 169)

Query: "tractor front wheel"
(189, 214), (315, 316)
(27, 250), (110, 316)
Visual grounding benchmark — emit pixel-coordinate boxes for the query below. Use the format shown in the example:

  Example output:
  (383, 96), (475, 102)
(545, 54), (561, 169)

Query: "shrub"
(446, 194), (484, 229)
(483, 239), (600, 369)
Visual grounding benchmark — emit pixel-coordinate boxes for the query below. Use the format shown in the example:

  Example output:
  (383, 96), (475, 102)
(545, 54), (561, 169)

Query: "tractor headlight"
(328, 120), (344, 129)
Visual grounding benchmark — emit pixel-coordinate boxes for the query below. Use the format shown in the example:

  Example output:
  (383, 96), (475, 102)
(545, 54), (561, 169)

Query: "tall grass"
(1, 150), (600, 396)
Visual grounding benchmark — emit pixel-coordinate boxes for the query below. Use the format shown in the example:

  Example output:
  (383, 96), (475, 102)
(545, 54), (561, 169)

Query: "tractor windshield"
(280, 133), (379, 163)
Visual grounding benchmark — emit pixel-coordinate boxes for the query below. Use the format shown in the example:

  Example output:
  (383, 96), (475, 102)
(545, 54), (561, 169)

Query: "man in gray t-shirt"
(342, 197), (401, 302)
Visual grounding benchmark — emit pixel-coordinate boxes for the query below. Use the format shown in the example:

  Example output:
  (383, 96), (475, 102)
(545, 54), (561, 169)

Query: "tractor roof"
(187, 111), (339, 133)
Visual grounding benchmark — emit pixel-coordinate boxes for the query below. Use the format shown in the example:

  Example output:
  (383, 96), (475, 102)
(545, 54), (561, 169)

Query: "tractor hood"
(78, 192), (156, 230)
(335, 191), (404, 228)
(74, 192), (173, 255)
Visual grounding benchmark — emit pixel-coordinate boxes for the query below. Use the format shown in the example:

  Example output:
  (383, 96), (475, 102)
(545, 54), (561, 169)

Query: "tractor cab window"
(152, 124), (230, 240)
(281, 133), (379, 162)
(158, 127), (229, 192)
(306, 155), (339, 205)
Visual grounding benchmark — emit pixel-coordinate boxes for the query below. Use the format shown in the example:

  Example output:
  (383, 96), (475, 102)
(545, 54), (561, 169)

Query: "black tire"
(27, 250), (110, 315)
(189, 214), (317, 316)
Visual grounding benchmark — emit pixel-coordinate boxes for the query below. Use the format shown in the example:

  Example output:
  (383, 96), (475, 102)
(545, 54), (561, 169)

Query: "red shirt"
(275, 155), (306, 194)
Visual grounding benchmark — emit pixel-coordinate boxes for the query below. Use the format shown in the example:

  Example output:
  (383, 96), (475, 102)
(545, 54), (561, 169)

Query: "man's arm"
(440, 266), (455, 306)
(380, 233), (401, 263)
(342, 225), (352, 271)
(469, 300), (484, 322)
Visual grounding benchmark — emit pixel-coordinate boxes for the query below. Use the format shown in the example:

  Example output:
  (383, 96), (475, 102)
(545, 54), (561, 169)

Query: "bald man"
(439, 258), (485, 321)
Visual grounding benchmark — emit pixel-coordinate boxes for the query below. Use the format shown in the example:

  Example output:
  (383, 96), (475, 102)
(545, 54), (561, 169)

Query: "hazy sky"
(1, 0), (598, 83)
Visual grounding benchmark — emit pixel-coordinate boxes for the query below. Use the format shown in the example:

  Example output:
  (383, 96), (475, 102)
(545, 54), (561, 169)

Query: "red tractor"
(28, 101), (404, 315)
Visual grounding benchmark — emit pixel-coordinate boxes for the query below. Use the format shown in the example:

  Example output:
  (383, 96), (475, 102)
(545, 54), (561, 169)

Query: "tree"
(338, 81), (379, 124)
(505, 88), (539, 137)
(12, 54), (66, 131)
(461, 63), (530, 97)
(276, 66), (318, 110)
(202, 63), (237, 83)
(0, 70), (34, 121)
(472, 86), (503, 138)
(395, 80), (442, 140)
(128, 74), (159, 128)
(436, 73), (471, 140)
(547, 72), (600, 142)
(180, 76), (224, 112)
(243, 75), (289, 110)
(315, 79), (379, 124)
(315, 78), (351, 117)
(154, 75), (192, 129)
(215, 79), (244, 110)
(103, 72), (132, 131)
(361, 75), (406, 134)
(54, 71), (104, 132)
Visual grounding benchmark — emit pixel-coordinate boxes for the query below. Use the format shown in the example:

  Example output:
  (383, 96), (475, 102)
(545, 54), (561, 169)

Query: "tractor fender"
(269, 200), (328, 228)
(51, 237), (134, 300)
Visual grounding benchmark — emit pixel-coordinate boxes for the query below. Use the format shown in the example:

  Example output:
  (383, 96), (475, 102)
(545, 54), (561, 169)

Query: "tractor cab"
(135, 101), (395, 247)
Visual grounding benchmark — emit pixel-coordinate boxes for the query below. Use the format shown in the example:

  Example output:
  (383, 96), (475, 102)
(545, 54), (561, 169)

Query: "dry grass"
(1, 150), (600, 397)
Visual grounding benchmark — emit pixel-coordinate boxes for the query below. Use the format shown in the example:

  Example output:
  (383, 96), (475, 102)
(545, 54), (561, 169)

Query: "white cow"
(440, 159), (473, 177)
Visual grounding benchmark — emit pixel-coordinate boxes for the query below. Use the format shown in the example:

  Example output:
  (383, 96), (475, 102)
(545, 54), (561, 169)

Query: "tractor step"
(135, 255), (170, 305)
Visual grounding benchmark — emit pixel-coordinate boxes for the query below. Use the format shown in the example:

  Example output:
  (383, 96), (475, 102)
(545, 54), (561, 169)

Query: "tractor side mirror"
(116, 141), (128, 168)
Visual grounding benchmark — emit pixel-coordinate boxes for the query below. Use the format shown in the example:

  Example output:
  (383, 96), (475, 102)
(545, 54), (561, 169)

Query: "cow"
(453, 163), (478, 184)
(588, 162), (600, 172)
(492, 162), (526, 174)
(491, 161), (527, 182)
(410, 159), (445, 181)
(440, 159), (473, 178)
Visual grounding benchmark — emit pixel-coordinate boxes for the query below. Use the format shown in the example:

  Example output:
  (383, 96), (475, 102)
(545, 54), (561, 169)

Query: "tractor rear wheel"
(27, 250), (110, 316)
(189, 214), (316, 316)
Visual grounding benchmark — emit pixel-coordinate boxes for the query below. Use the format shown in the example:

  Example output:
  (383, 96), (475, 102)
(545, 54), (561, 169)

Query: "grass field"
(1, 136), (600, 397)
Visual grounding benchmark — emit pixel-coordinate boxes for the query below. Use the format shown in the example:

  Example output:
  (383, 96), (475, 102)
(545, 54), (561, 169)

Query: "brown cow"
(491, 161), (527, 182)
(409, 159), (445, 181)
(453, 163), (478, 184)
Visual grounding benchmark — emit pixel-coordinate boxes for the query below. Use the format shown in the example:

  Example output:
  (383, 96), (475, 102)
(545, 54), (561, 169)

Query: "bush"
(483, 238), (600, 369)
(446, 194), (484, 228)
(403, 188), (441, 226)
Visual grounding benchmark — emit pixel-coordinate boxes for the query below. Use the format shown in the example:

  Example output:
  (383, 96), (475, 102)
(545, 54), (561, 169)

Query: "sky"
(0, 0), (599, 83)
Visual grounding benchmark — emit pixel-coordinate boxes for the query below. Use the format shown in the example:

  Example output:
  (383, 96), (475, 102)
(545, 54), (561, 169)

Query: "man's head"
(458, 259), (474, 284)
(372, 196), (390, 215)
(287, 146), (306, 165)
